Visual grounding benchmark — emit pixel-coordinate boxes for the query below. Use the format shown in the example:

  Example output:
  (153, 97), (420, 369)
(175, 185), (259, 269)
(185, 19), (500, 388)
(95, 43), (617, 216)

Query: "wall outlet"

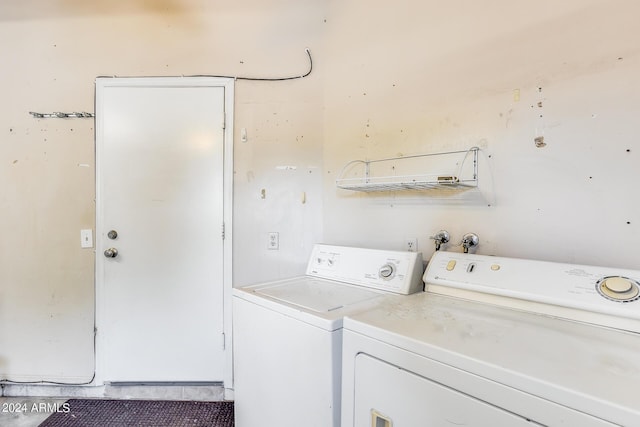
(405, 238), (418, 252)
(268, 232), (279, 250)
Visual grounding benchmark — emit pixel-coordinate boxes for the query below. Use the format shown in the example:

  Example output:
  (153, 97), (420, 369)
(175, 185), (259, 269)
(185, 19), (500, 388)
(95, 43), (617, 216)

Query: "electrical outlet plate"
(268, 232), (279, 250)
(405, 238), (417, 252)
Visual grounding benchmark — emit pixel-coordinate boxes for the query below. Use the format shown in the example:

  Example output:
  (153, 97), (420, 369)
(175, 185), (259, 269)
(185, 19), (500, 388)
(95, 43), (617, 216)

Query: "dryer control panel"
(306, 244), (424, 295)
(423, 251), (640, 332)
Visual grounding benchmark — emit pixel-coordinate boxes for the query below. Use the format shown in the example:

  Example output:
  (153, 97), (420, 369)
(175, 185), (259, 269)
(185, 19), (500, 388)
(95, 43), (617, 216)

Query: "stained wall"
(322, 1), (640, 268)
(2, 0), (639, 384)
(0, 0), (325, 382)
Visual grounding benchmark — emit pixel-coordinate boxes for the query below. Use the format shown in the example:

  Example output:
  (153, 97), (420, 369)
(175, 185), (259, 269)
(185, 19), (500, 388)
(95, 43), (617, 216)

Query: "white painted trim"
(94, 78), (106, 385)
(221, 79), (235, 393)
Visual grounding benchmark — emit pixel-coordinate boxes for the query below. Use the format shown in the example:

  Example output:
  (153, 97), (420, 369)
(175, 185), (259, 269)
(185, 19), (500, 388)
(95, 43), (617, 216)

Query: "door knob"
(104, 248), (119, 258)
(107, 230), (118, 240)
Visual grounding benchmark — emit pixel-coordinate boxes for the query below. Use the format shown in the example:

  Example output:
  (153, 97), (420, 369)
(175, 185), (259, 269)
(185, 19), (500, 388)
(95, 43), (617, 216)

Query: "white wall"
(2, 0), (639, 385)
(322, 0), (640, 269)
(233, 80), (324, 286)
(0, 0), (325, 382)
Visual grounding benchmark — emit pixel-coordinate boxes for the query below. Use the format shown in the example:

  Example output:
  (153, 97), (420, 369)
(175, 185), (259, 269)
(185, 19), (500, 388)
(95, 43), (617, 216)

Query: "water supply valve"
(430, 230), (450, 251)
(460, 233), (479, 253)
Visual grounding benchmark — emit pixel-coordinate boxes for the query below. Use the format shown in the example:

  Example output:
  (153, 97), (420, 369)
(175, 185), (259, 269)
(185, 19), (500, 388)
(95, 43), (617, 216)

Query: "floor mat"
(39, 399), (234, 427)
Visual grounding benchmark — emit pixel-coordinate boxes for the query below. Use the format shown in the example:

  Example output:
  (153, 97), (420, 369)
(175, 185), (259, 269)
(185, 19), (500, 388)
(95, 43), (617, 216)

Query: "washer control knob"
(604, 277), (633, 293)
(379, 264), (395, 279)
(597, 276), (640, 302)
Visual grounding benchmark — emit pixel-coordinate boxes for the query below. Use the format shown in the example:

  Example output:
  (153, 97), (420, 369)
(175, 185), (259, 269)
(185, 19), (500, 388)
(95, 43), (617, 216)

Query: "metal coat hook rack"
(29, 111), (94, 118)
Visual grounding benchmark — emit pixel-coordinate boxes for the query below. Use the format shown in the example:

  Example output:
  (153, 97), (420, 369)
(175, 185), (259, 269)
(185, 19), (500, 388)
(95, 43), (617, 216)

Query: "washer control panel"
(423, 251), (640, 328)
(306, 244), (424, 295)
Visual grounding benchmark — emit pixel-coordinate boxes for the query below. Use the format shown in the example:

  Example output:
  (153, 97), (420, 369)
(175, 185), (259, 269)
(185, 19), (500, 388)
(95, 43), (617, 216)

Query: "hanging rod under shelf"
(29, 111), (94, 118)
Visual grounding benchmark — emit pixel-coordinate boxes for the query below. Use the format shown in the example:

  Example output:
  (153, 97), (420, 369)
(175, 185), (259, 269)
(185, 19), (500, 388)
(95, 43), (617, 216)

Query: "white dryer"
(233, 244), (424, 427)
(341, 251), (640, 426)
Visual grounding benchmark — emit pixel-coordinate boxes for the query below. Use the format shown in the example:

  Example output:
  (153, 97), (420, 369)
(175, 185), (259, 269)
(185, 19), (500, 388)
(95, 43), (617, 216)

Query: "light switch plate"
(81, 229), (93, 248)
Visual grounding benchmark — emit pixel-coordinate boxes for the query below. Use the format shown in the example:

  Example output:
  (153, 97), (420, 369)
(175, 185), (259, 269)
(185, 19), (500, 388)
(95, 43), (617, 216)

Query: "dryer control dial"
(379, 263), (396, 280)
(596, 276), (640, 302)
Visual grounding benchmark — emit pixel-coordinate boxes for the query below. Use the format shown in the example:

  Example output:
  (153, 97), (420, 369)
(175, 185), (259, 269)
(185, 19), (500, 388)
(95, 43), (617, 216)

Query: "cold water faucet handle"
(430, 230), (450, 251)
(460, 233), (479, 253)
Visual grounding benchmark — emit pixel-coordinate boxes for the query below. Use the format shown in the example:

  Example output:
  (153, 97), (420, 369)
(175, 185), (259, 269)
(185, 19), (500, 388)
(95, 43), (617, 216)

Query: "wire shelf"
(336, 147), (479, 193)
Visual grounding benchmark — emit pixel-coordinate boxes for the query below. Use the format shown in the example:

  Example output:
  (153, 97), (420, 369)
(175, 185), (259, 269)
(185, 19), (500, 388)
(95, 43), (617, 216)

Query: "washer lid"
(254, 278), (381, 313)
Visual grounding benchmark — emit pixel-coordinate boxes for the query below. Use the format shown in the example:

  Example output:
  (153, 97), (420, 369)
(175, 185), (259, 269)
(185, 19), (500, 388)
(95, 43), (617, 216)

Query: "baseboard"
(1, 383), (226, 401)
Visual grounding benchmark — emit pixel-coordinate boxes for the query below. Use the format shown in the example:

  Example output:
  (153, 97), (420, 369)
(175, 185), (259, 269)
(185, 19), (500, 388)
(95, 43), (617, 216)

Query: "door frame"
(94, 77), (234, 392)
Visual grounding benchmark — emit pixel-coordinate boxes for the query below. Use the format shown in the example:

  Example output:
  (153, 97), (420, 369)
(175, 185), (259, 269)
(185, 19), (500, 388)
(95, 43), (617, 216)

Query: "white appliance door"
(96, 78), (226, 382)
(354, 354), (543, 427)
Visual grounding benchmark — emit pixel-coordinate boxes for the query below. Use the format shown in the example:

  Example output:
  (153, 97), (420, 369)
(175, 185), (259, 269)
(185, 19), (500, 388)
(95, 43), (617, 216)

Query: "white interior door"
(95, 77), (230, 383)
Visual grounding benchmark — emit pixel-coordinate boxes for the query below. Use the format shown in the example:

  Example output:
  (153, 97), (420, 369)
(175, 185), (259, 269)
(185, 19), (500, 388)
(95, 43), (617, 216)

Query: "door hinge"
(222, 222), (225, 240)
(222, 112), (226, 130)
(222, 332), (226, 350)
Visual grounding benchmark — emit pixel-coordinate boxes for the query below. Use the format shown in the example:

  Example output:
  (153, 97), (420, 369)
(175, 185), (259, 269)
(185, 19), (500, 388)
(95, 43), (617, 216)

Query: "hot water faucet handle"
(430, 230), (450, 251)
(460, 233), (479, 253)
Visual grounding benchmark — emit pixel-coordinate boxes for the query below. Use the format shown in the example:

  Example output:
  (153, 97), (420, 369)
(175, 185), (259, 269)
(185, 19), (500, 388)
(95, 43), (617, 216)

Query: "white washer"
(233, 244), (424, 427)
(341, 251), (640, 426)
